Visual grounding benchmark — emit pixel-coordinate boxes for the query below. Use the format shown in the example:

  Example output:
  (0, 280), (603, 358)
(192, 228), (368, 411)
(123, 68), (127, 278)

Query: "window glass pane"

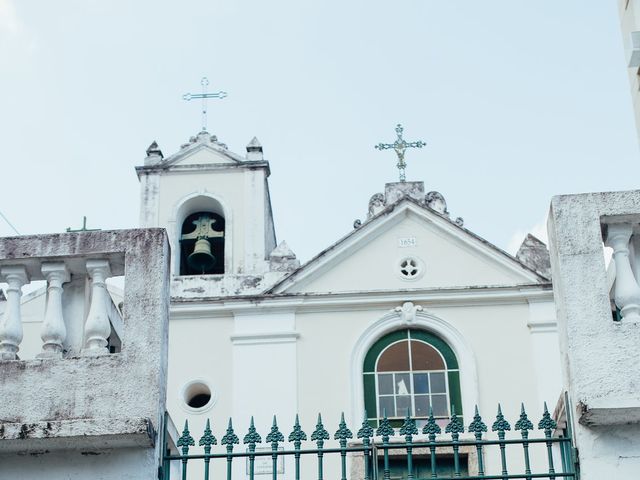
(430, 372), (446, 393)
(415, 395), (430, 417)
(431, 394), (448, 417)
(377, 341), (411, 371)
(413, 373), (429, 394)
(396, 396), (411, 417)
(378, 374), (394, 395)
(395, 373), (411, 395)
(411, 340), (445, 370)
(379, 396), (395, 417)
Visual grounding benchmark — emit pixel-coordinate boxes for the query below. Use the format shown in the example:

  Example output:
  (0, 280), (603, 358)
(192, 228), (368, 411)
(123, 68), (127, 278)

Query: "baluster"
(515, 404), (534, 480)
(376, 411), (394, 480)
(0, 266), (28, 360)
(267, 416), (284, 480)
(400, 413), (417, 480)
(288, 414), (307, 480)
(199, 419), (217, 480)
(244, 417), (262, 480)
(468, 406), (487, 477)
(606, 224), (640, 322)
(422, 407), (441, 479)
(492, 404), (511, 480)
(38, 262), (70, 358)
(357, 412), (374, 480)
(82, 259), (112, 354)
(539, 403), (557, 480)
(221, 418), (239, 480)
(445, 407), (464, 478)
(177, 420), (195, 480)
(311, 414), (330, 480)
(335, 412), (353, 480)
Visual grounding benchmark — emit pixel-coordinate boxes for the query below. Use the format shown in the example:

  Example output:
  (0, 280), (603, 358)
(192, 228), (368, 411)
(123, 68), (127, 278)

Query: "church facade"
(0, 127), (568, 478)
(134, 129), (562, 477)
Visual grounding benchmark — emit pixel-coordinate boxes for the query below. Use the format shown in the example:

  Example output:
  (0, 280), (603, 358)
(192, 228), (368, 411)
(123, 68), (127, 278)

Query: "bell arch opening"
(176, 195), (227, 276)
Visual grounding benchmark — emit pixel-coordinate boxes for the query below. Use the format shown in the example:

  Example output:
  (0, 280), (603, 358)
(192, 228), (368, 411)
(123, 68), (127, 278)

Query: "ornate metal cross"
(375, 124), (426, 182)
(183, 77), (227, 132)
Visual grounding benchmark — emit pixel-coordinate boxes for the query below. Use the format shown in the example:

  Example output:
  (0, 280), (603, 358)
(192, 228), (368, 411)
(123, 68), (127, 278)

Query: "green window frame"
(363, 329), (462, 428)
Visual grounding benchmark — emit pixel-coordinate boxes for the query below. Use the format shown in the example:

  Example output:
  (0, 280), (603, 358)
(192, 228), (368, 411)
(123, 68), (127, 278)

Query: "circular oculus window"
(180, 379), (217, 413)
(397, 256), (425, 281)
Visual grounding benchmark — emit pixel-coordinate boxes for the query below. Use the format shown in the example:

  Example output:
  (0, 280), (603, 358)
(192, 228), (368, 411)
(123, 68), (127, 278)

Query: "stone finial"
(269, 241), (300, 272)
(246, 137), (263, 160)
(425, 191), (449, 216)
(196, 130), (211, 143)
(368, 193), (386, 218)
(516, 234), (551, 279)
(181, 131), (227, 150)
(144, 141), (164, 165)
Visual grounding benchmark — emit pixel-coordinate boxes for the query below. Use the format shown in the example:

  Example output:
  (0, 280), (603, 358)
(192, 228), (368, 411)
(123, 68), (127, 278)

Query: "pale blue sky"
(1, 1), (638, 261)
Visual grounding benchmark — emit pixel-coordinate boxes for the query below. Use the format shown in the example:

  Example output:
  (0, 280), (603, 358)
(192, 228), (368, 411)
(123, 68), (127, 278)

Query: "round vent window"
(397, 257), (424, 281)
(181, 379), (216, 413)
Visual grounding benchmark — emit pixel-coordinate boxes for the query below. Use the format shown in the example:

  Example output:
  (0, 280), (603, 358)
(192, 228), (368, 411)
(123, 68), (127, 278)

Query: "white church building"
(2, 122), (639, 480)
(0, 127), (574, 479)
(137, 128), (562, 433)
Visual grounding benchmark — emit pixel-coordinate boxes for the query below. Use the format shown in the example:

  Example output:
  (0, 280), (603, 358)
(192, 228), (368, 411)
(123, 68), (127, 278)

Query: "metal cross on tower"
(375, 124), (426, 182)
(182, 77), (227, 132)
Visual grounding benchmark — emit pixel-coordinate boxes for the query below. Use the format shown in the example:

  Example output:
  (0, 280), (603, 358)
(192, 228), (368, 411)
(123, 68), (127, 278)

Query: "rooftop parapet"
(548, 190), (640, 427)
(0, 229), (170, 455)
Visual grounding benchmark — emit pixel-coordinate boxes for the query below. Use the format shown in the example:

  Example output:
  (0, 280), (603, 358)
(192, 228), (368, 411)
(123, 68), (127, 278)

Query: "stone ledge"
(579, 397), (640, 426)
(0, 417), (155, 454)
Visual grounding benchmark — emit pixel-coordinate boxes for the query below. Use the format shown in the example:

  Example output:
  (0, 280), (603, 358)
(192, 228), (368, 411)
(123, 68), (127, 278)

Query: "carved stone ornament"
(368, 193), (386, 218)
(425, 191), (449, 216)
(394, 302), (423, 324)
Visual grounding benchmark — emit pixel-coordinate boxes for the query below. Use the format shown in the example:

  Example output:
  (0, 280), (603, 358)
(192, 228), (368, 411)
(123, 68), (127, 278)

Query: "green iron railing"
(160, 403), (577, 480)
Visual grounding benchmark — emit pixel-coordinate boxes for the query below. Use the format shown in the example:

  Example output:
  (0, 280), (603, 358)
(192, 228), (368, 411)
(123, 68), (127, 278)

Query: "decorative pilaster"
(606, 224), (640, 322)
(38, 262), (70, 358)
(82, 259), (112, 355)
(0, 266), (29, 360)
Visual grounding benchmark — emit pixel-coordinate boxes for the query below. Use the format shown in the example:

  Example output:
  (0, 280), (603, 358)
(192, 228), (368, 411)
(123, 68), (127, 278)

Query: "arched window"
(179, 211), (225, 275)
(363, 329), (462, 428)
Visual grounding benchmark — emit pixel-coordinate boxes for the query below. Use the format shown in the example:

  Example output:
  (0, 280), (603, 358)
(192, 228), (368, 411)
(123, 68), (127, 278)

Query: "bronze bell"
(188, 238), (216, 272)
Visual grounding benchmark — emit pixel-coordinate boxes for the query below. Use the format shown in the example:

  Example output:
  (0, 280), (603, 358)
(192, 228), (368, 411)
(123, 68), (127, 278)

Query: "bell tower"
(135, 131), (296, 297)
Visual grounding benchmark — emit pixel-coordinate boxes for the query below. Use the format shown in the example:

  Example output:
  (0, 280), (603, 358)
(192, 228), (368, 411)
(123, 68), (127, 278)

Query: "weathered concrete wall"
(0, 229), (171, 479)
(548, 190), (640, 480)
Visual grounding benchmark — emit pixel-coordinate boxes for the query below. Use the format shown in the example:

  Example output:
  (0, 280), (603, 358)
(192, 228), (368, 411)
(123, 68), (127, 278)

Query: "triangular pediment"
(162, 141), (244, 167)
(270, 200), (546, 294)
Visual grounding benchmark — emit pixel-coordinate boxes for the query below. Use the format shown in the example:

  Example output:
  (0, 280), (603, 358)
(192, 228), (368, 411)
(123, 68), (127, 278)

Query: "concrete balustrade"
(0, 257), (119, 360)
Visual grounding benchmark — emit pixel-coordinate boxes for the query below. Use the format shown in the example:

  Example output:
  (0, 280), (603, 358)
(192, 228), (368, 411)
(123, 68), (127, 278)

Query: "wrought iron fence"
(160, 403), (577, 480)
